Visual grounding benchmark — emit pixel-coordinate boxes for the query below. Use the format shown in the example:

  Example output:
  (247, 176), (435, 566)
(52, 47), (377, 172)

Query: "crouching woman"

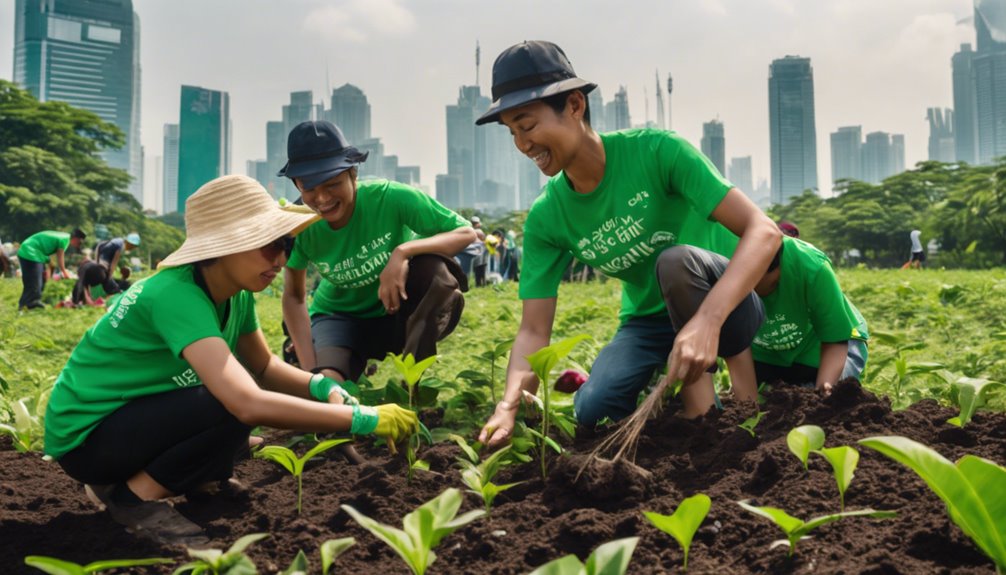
(44, 175), (417, 545)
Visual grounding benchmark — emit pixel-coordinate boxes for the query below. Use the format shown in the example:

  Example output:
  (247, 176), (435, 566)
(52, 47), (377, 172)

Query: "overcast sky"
(0, 0), (976, 209)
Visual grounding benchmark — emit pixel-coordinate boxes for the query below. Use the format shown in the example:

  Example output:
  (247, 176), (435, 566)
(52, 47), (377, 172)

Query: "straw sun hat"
(158, 175), (320, 268)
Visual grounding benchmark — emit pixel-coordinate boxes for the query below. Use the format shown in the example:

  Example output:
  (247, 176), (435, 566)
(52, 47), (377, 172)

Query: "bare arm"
(816, 342), (848, 396)
(478, 297), (557, 447)
(183, 336), (354, 430)
(282, 266), (318, 372)
(379, 227), (477, 312)
(669, 188), (782, 385)
(108, 250), (122, 279)
(55, 248), (71, 278)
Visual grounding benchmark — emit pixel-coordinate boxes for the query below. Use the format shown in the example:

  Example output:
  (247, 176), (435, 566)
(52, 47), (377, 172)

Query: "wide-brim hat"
(277, 120), (369, 190)
(476, 41), (596, 126)
(158, 175), (320, 269)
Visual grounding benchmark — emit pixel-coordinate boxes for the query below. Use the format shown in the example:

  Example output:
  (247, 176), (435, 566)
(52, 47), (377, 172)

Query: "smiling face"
(296, 169), (357, 229)
(499, 92), (587, 177)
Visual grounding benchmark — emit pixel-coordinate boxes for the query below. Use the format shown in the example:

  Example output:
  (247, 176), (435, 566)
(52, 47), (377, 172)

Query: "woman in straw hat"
(44, 175), (418, 544)
(475, 41), (782, 448)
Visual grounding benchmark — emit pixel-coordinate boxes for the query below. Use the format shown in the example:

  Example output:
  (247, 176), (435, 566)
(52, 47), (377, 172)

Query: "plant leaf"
(255, 446), (297, 475)
(736, 501), (804, 535)
(527, 554), (584, 575)
(583, 536), (638, 575)
(643, 494), (711, 571)
(448, 434), (480, 464)
(796, 509), (896, 537)
(342, 504), (422, 575)
(296, 439), (351, 475)
(280, 550), (309, 575)
(320, 537), (355, 575)
(948, 377), (1004, 428)
(82, 558), (173, 572)
(738, 411), (767, 437)
(787, 425), (825, 470)
(815, 446), (859, 510)
(227, 533), (270, 556)
(23, 556), (85, 575)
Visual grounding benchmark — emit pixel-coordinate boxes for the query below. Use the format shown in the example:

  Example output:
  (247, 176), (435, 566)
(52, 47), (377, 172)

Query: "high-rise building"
(728, 156), (753, 196)
(177, 85), (230, 212)
(444, 86), (484, 209)
(701, 119), (726, 176)
(605, 86), (631, 131)
(655, 71), (666, 131)
(927, 108), (956, 162)
(162, 123), (179, 214)
(13, 0), (143, 202)
(327, 84), (371, 145)
(892, 134), (906, 175)
(588, 87), (605, 133)
(830, 126), (863, 187)
(861, 131), (905, 184)
(259, 92), (322, 201)
(974, 0), (1006, 164)
(768, 56), (818, 204)
(953, 44), (979, 163)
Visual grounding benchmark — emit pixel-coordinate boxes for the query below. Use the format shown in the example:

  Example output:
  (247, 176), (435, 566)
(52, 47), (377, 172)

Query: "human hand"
(378, 250), (409, 314)
(373, 404), (419, 442)
(667, 315), (721, 387)
(324, 378), (359, 405)
(817, 381), (834, 398)
(478, 403), (518, 449)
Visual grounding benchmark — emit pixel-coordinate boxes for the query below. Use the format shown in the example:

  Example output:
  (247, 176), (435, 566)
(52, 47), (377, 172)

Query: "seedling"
(255, 439), (350, 514)
(816, 446), (859, 511)
(0, 388), (49, 453)
(525, 334), (590, 478)
(945, 375), (1004, 427)
(478, 338), (513, 403)
(736, 500), (895, 557)
(860, 435), (1006, 573)
(528, 537), (639, 575)
(738, 411), (767, 437)
(460, 446), (524, 517)
(786, 425), (825, 471)
(280, 551), (308, 575)
(24, 556), (171, 574)
(341, 488), (485, 575)
(320, 538), (356, 575)
(387, 352), (434, 481)
(173, 533), (269, 574)
(643, 494), (711, 571)
(447, 433), (481, 466)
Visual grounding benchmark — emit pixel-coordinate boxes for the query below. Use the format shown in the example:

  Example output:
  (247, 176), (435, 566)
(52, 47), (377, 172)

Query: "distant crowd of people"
(455, 216), (520, 287)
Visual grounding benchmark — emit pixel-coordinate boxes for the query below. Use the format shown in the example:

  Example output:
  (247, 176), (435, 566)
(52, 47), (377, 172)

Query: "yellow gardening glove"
(373, 404), (419, 442)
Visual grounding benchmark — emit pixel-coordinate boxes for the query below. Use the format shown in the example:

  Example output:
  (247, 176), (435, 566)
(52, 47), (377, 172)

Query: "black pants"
(18, 259), (46, 309)
(311, 254), (467, 381)
(58, 386), (250, 494)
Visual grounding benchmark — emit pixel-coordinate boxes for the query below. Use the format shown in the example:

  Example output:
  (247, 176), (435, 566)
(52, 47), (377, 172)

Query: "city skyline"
(0, 0), (976, 210)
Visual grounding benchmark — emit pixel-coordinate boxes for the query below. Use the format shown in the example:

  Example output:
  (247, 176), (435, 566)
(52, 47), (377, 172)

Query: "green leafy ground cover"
(2, 268), (1005, 434)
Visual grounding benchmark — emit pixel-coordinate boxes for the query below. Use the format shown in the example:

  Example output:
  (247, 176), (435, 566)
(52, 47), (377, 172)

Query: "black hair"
(541, 89), (591, 125)
(767, 242), (784, 273)
(71, 228), (86, 240)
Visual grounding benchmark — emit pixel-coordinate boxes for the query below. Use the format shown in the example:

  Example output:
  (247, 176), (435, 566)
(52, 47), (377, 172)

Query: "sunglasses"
(259, 236), (295, 261)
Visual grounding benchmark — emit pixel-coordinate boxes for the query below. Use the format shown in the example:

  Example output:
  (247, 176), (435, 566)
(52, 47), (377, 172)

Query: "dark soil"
(4, 380), (1005, 574)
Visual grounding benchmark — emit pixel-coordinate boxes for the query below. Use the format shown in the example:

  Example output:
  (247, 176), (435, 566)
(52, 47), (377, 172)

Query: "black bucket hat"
(476, 41), (596, 126)
(278, 120), (369, 190)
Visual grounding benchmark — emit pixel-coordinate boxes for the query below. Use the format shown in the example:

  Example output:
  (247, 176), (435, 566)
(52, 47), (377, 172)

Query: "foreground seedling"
(279, 538), (355, 575)
(255, 439), (350, 514)
(860, 435), (1006, 573)
(341, 488), (485, 575)
(737, 500), (895, 557)
(459, 445), (524, 517)
(738, 411), (767, 437)
(786, 425), (860, 510)
(643, 493), (711, 571)
(525, 335), (589, 478)
(528, 537), (639, 575)
(173, 533), (269, 574)
(945, 375), (1004, 428)
(24, 556), (171, 574)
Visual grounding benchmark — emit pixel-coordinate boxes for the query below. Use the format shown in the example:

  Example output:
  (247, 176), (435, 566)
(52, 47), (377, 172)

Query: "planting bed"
(3, 381), (1005, 574)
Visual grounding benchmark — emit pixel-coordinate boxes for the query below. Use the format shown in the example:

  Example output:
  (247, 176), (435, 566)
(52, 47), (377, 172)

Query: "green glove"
(309, 374), (359, 405)
(350, 404), (418, 442)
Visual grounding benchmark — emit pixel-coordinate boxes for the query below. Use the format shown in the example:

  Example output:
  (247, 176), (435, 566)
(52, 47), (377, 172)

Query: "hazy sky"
(0, 0), (976, 209)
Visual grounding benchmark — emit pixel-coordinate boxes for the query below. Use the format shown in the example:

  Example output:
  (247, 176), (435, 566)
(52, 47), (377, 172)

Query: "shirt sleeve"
(149, 281), (226, 358)
(391, 182), (469, 237)
(236, 291), (260, 335)
(658, 132), (734, 220)
(517, 199), (573, 300)
(806, 263), (859, 343)
(286, 233), (309, 270)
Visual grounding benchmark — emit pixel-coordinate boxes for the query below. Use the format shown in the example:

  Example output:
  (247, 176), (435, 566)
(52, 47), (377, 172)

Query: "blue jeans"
(18, 258), (46, 309)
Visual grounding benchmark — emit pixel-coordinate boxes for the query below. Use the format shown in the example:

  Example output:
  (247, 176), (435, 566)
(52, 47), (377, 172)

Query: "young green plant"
(173, 533), (269, 575)
(738, 411), (767, 437)
(528, 537), (639, 575)
(279, 538), (356, 575)
(387, 352), (435, 481)
(341, 488), (485, 575)
(786, 425), (825, 471)
(860, 435), (1006, 573)
(24, 556), (171, 575)
(460, 445), (524, 517)
(525, 334), (590, 478)
(945, 375), (1004, 427)
(736, 500), (895, 557)
(643, 493), (711, 571)
(254, 439), (350, 514)
(786, 425), (860, 510)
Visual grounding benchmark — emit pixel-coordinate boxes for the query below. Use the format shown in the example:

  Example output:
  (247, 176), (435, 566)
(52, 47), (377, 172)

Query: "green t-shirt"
(519, 129), (738, 322)
(44, 265), (260, 458)
(752, 237), (869, 369)
(18, 231), (70, 263)
(286, 179), (469, 318)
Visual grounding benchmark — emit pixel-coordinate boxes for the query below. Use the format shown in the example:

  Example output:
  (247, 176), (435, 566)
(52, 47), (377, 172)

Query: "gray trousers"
(573, 245), (764, 425)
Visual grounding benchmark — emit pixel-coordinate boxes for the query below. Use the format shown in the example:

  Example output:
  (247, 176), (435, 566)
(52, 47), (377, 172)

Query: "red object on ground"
(554, 369), (587, 393)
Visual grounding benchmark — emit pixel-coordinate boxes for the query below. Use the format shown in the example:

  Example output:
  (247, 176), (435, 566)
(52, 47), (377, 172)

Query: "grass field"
(2, 267), (1005, 423)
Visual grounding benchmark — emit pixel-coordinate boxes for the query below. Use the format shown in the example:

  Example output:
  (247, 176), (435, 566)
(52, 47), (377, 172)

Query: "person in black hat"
(476, 41), (783, 447)
(279, 121), (476, 384)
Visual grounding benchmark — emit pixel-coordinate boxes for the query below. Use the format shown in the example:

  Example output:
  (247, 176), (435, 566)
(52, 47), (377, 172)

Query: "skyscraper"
(974, 0), (1006, 164)
(892, 134), (906, 175)
(862, 132), (904, 184)
(443, 86), (485, 209)
(606, 86), (631, 131)
(830, 126), (863, 187)
(587, 87), (605, 133)
(177, 85), (230, 212)
(327, 84), (371, 145)
(701, 119), (726, 176)
(728, 156), (753, 196)
(927, 108), (956, 162)
(162, 123), (179, 214)
(953, 44), (979, 163)
(768, 56), (818, 204)
(13, 0), (143, 202)
(655, 71), (666, 131)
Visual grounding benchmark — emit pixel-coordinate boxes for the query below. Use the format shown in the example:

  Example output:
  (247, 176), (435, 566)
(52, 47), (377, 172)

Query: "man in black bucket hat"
(476, 41), (783, 448)
(279, 120), (476, 385)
